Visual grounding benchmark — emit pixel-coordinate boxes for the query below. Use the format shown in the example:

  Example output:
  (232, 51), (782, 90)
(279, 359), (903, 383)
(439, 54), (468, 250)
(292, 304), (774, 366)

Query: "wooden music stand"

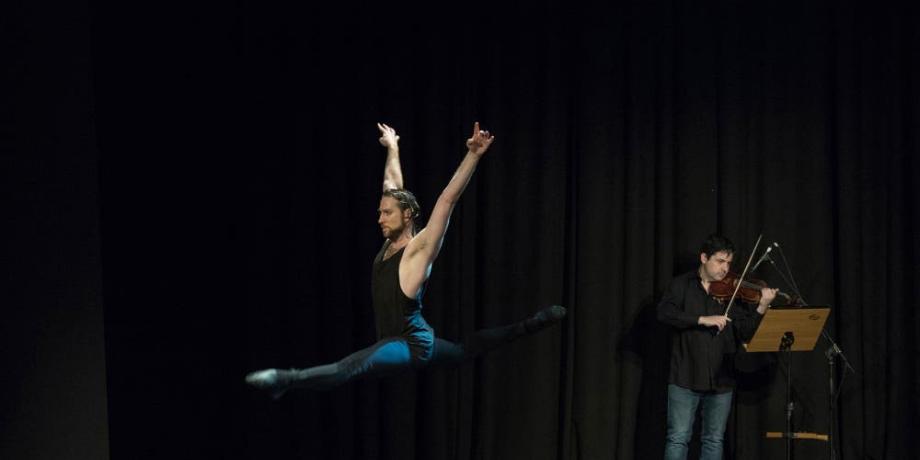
(743, 306), (831, 460)
(743, 306), (830, 352)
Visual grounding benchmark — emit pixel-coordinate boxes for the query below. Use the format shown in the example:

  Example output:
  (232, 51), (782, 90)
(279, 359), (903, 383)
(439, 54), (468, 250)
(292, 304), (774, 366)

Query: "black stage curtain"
(88, 1), (918, 459)
(2, 0), (110, 458)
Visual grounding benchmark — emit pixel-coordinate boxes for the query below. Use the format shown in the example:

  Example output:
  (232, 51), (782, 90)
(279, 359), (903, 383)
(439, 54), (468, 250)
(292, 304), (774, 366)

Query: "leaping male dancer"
(246, 122), (566, 398)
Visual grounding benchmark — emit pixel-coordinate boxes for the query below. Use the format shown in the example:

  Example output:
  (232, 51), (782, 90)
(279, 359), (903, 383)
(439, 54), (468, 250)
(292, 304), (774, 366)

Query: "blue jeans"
(664, 384), (733, 460)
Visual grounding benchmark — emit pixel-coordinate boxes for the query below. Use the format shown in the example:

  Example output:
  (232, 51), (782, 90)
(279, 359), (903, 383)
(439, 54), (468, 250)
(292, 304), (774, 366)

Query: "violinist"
(657, 234), (778, 460)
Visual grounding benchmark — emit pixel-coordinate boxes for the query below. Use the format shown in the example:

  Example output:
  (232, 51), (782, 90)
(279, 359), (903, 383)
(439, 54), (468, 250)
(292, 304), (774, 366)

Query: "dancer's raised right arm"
(378, 123), (403, 191)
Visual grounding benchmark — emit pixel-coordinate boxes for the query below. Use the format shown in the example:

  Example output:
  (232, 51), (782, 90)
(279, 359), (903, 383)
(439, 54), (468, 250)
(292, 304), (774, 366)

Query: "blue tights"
(285, 322), (525, 391)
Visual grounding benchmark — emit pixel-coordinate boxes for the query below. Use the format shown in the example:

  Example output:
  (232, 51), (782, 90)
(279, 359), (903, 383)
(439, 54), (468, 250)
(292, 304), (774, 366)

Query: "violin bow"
(722, 233), (763, 318)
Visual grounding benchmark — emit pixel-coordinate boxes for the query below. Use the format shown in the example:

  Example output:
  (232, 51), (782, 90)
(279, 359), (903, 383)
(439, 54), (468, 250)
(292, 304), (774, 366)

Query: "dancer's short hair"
(383, 188), (422, 223)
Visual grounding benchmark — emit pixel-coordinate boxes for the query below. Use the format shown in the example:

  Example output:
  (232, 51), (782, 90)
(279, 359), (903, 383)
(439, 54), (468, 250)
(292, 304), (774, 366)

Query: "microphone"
(773, 241), (804, 303)
(751, 246), (773, 271)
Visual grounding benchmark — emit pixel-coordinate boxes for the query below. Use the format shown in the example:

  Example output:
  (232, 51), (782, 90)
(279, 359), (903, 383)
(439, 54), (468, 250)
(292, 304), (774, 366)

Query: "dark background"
(3, 0), (918, 459)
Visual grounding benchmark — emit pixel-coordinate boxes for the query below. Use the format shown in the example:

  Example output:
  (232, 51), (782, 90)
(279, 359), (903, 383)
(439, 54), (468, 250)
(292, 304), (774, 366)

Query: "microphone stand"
(767, 245), (857, 460)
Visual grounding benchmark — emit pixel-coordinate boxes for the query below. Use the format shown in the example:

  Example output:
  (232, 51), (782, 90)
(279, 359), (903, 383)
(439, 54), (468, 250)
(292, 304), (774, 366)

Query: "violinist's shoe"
(245, 368), (292, 400)
(524, 305), (567, 333)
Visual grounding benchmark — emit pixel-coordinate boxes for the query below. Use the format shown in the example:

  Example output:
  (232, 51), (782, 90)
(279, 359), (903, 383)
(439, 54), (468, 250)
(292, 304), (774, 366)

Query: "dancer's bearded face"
(378, 196), (411, 239)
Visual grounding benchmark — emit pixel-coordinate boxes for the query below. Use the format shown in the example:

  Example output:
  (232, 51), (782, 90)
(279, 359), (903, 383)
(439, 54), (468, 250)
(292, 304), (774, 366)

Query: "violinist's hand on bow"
(699, 315), (732, 332)
(757, 288), (778, 314)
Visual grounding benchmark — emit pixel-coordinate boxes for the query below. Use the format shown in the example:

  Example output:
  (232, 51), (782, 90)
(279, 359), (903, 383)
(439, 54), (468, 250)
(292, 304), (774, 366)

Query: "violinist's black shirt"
(657, 269), (764, 392)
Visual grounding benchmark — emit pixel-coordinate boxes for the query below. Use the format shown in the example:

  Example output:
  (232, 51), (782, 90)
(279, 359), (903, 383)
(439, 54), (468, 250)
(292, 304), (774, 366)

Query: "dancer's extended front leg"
(246, 337), (414, 399)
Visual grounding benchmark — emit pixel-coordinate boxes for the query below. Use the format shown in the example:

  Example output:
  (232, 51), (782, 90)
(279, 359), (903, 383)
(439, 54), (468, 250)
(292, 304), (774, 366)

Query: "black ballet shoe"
(245, 368), (291, 400)
(524, 305), (567, 333)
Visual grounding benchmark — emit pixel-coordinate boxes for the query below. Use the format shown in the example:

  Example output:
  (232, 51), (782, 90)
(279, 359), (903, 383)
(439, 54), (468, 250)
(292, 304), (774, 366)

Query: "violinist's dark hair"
(700, 234), (735, 257)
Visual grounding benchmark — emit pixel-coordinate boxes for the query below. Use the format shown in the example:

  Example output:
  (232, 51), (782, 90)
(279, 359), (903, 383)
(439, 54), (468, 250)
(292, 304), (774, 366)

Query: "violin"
(709, 272), (797, 305)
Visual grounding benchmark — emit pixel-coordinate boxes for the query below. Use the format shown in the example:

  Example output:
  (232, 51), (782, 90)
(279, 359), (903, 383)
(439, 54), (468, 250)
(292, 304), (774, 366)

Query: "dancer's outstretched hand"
(378, 123), (399, 149)
(465, 121), (494, 156)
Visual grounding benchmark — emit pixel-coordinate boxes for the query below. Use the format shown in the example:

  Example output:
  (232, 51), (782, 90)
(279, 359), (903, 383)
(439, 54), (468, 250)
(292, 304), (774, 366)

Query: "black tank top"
(371, 241), (432, 340)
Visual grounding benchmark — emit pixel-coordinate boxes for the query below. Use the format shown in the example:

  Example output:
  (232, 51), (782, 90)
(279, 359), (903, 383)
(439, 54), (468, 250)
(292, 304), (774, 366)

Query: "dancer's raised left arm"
(399, 122), (494, 291)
